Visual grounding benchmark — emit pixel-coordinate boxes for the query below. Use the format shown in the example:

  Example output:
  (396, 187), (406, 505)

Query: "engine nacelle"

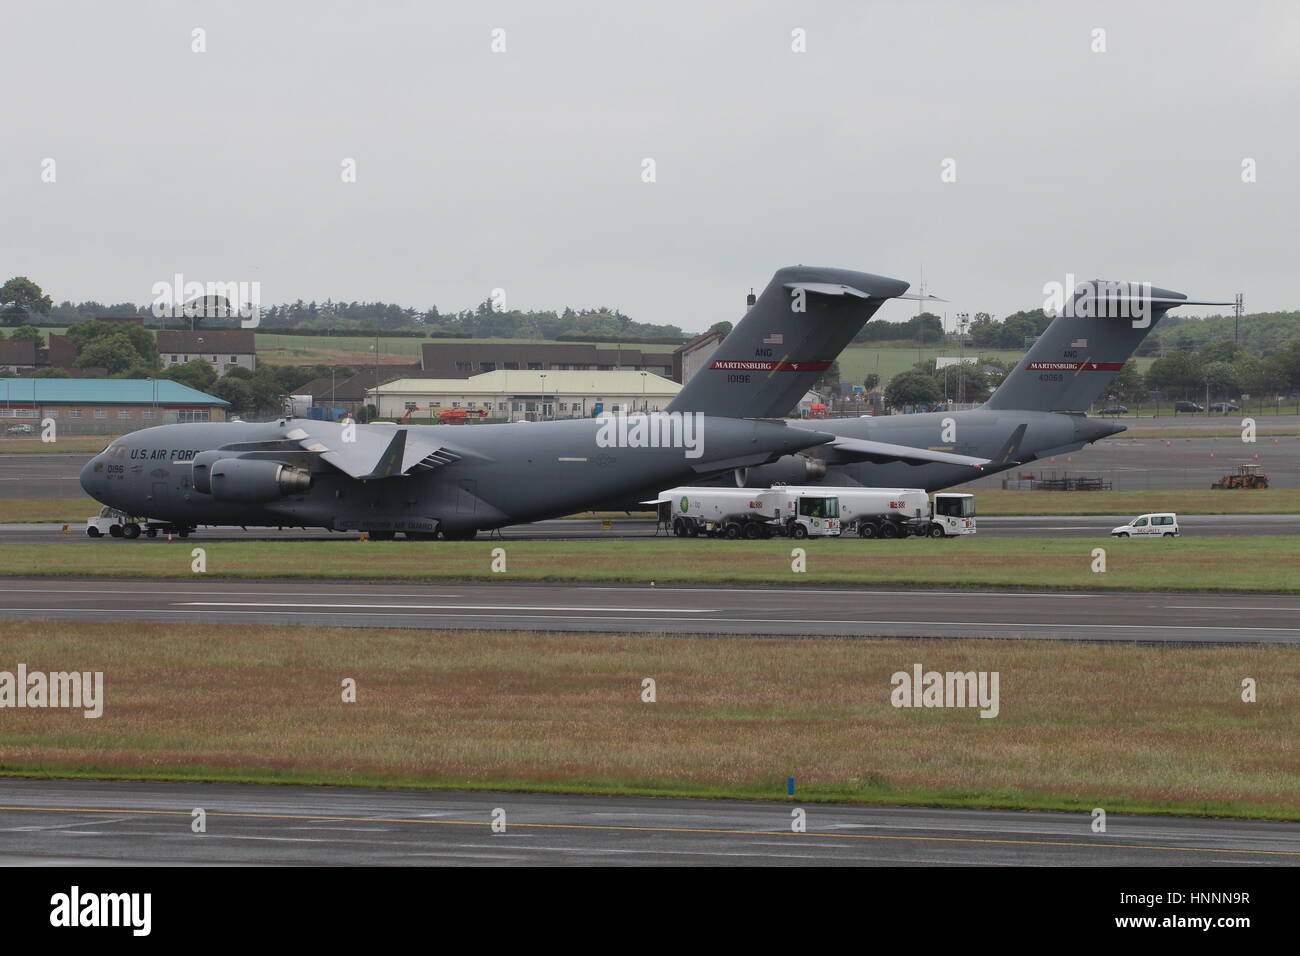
(734, 455), (827, 488)
(207, 458), (312, 503)
(190, 450), (227, 495)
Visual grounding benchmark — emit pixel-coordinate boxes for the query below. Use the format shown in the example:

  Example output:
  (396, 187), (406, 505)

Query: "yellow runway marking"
(1, 806), (1295, 856)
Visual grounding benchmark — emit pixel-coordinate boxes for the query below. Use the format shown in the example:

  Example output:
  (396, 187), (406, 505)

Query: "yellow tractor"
(1211, 463), (1270, 489)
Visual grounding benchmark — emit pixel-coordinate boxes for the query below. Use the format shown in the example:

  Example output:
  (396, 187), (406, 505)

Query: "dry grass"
(4, 537), (1299, 592)
(0, 621), (1296, 817)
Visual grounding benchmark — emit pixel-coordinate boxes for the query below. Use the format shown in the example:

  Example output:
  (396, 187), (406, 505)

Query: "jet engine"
(734, 455), (826, 488)
(205, 458), (312, 503)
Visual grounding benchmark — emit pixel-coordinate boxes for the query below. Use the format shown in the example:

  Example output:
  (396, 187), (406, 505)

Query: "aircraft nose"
(79, 456), (102, 495)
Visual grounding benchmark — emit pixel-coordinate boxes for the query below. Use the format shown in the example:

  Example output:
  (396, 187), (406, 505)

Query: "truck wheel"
(123, 523), (141, 539)
(145, 528), (158, 538)
(879, 522), (899, 539)
(929, 524), (946, 538)
(672, 518), (687, 537)
(1115, 532), (1129, 538)
(791, 524), (809, 539)
(857, 523), (877, 539)
(724, 523), (742, 539)
(743, 523), (762, 540)
(109, 524), (123, 538)
(1163, 532), (1175, 537)
(686, 522), (699, 538)
(87, 527), (102, 538)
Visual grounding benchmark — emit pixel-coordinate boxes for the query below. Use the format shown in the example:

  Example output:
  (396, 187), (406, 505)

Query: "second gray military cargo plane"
(666, 269), (1231, 490)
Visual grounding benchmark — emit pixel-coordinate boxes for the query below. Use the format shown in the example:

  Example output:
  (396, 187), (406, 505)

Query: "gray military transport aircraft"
(666, 271), (1231, 491)
(79, 266), (972, 539)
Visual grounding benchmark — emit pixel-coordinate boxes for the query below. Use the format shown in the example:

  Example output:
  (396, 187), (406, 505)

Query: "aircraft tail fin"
(983, 281), (1231, 412)
(666, 266), (938, 419)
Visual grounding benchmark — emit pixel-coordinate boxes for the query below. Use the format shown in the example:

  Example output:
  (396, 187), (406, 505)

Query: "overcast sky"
(6, 0), (1297, 333)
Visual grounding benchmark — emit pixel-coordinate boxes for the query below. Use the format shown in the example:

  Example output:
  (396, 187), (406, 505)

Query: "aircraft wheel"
(405, 531), (437, 541)
(179, 529), (190, 538)
(87, 527), (102, 538)
(724, 523), (742, 540)
(441, 529), (478, 541)
(791, 524), (809, 540)
(122, 523), (141, 539)
(929, 524), (946, 538)
(742, 523), (762, 540)
(145, 528), (158, 538)
(109, 524), (123, 537)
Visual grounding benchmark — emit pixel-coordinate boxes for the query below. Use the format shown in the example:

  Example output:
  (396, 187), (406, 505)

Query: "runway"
(4, 512), (1300, 544)
(0, 778), (1294, 866)
(1, 577), (1297, 643)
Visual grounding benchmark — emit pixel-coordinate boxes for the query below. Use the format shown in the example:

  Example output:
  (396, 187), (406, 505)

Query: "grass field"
(254, 333), (682, 367)
(972, 488), (1300, 515)
(0, 499), (98, 523)
(1, 622), (1295, 818)
(3, 537), (1298, 592)
(0, 436), (119, 455)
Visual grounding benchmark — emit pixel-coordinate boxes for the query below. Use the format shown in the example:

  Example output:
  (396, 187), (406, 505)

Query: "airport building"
(156, 330), (258, 376)
(368, 369), (681, 421)
(0, 379), (229, 434)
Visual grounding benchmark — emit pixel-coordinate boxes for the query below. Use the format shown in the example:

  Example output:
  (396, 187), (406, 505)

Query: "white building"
(368, 369), (682, 422)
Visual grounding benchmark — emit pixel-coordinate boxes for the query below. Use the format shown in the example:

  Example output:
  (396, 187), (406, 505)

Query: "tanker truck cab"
(784, 490), (840, 538)
(930, 492), (976, 537)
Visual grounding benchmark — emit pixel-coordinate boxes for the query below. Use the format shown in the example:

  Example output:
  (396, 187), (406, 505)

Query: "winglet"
(991, 423), (1029, 465)
(359, 428), (408, 479)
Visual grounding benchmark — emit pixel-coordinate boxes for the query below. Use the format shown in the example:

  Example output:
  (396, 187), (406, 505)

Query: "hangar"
(368, 369), (681, 421)
(0, 379), (229, 434)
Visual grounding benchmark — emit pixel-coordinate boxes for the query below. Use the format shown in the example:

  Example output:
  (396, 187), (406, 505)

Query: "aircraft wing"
(284, 422), (464, 479)
(822, 437), (991, 469)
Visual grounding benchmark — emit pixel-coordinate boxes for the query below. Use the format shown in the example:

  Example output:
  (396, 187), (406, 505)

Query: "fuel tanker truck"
(779, 486), (977, 538)
(652, 486), (841, 539)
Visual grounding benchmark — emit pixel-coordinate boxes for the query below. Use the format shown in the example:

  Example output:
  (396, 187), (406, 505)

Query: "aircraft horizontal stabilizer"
(823, 437), (991, 469)
(894, 292), (949, 303)
(783, 282), (947, 303)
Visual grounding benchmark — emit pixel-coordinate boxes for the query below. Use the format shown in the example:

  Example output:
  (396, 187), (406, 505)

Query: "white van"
(1111, 513), (1179, 538)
